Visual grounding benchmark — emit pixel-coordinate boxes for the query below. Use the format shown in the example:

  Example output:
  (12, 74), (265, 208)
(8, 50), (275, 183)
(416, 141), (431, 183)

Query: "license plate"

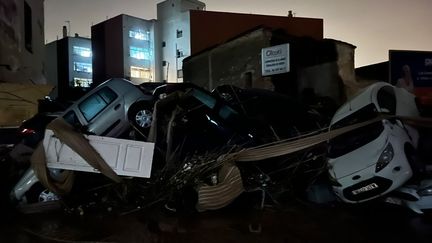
(352, 183), (379, 195)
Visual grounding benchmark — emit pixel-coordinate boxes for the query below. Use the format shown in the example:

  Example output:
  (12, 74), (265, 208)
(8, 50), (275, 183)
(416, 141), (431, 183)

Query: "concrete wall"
(184, 28), (357, 110)
(183, 28), (274, 90)
(157, 0), (205, 82)
(92, 15), (125, 85)
(189, 10), (323, 55)
(0, 0), (49, 126)
(0, 0), (45, 84)
(157, 2), (322, 83)
(104, 15), (124, 82)
(45, 41), (58, 97)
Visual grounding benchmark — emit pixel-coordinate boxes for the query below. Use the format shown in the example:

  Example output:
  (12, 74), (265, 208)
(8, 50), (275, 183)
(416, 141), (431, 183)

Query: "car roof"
(331, 82), (391, 125)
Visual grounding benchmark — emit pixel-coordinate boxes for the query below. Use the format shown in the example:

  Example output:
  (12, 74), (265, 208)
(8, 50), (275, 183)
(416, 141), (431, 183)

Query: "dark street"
(1, 191), (432, 242)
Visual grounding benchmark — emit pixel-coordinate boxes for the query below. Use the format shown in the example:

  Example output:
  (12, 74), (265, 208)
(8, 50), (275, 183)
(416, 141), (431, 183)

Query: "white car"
(385, 178), (432, 214)
(327, 82), (420, 203)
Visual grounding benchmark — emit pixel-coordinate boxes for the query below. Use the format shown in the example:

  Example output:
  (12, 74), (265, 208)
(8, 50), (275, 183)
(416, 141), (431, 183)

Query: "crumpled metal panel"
(196, 162), (244, 212)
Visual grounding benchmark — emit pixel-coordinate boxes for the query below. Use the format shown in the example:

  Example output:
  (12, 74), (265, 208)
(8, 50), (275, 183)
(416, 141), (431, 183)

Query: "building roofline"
(184, 26), (276, 62)
(92, 13), (153, 27)
(45, 36), (91, 45)
(324, 38), (356, 48)
(189, 9), (323, 22)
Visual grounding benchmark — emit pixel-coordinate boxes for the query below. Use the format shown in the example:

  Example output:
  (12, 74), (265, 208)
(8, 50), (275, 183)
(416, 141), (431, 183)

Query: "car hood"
(328, 131), (388, 179)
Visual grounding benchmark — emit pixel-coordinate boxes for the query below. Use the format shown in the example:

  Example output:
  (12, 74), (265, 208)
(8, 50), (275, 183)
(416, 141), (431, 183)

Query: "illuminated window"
(73, 77), (92, 88)
(131, 66), (151, 79)
(176, 29), (183, 38)
(129, 30), (149, 40)
(130, 46), (150, 60)
(73, 46), (92, 57)
(176, 49), (184, 58)
(177, 69), (183, 78)
(73, 62), (92, 73)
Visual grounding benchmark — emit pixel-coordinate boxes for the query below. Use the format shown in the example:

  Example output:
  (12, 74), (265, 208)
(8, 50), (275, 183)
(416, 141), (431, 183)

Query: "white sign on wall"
(261, 44), (290, 76)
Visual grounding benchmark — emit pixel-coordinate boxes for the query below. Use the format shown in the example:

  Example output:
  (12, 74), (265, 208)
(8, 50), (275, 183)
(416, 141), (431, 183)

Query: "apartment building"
(91, 14), (158, 85)
(46, 34), (92, 100)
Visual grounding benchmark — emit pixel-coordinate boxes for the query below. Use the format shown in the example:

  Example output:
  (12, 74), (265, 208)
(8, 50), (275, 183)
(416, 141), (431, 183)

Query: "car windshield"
(328, 103), (384, 158)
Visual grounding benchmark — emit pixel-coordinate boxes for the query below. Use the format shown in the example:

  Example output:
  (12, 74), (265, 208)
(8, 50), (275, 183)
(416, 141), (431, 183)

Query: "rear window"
(328, 103), (384, 158)
(78, 87), (118, 121)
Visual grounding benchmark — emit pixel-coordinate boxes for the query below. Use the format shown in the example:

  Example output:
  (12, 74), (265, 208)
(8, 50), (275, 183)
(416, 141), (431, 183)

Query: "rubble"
(5, 81), (432, 217)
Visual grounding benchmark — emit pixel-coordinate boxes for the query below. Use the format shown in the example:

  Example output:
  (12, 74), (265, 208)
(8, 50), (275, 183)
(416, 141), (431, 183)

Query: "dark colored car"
(18, 112), (61, 148)
(212, 85), (325, 142)
(210, 85), (327, 197)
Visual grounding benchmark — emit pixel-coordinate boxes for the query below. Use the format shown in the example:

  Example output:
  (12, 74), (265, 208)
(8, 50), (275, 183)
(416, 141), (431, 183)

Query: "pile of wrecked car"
(6, 78), (432, 215)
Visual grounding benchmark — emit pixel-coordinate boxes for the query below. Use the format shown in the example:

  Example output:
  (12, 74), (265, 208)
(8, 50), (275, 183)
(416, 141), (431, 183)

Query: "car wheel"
(128, 101), (154, 135)
(15, 183), (61, 213)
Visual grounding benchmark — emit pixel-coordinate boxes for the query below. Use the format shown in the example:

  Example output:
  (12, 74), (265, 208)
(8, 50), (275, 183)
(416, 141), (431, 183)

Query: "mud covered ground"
(1, 199), (432, 243)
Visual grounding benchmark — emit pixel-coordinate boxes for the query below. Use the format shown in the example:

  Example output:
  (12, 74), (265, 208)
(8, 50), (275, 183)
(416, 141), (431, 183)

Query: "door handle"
(114, 104), (121, 110)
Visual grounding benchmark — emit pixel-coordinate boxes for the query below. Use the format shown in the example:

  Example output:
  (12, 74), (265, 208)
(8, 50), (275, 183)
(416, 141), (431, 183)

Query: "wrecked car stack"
(8, 78), (432, 215)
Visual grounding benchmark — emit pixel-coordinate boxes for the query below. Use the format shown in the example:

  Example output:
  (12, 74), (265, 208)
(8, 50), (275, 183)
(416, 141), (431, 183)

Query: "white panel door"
(43, 130), (154, 178)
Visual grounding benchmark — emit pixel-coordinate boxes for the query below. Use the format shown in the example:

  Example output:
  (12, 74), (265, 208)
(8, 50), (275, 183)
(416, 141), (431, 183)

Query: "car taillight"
(20, 128), (35, 135)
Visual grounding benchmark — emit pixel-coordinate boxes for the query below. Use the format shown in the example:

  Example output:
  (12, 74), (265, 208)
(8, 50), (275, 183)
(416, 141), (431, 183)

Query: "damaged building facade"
(0, 0), (51, 126)
(156, 0), (323, 83)
(0, 0), (45, 84)
(183, 27), (357, 107)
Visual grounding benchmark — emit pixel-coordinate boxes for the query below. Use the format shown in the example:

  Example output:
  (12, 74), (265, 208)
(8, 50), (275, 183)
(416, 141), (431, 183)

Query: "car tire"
(26, 183), (61, 203)
(14, 182), (61, 213)
(128, 101), (154, 137)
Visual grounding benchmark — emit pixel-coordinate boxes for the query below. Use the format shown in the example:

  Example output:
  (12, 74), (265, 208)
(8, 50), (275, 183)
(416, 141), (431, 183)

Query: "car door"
(77, 86), (126, 137)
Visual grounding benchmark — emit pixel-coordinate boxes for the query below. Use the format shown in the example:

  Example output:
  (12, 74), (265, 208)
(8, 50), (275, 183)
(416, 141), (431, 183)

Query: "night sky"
(44, 0), (431, 67)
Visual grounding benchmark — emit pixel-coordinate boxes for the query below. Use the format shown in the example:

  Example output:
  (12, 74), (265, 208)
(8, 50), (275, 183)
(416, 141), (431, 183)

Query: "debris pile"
(6, 80), (432, 216)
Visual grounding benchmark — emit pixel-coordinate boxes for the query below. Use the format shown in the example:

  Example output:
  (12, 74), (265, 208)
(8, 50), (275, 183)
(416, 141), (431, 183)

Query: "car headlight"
(418, 187), (432, 197)
(328, 173), (342, 187)
(375, 143), (394, 173)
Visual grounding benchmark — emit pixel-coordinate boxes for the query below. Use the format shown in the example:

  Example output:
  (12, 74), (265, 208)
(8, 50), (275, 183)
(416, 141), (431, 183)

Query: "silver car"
(62, 78), (154, 138)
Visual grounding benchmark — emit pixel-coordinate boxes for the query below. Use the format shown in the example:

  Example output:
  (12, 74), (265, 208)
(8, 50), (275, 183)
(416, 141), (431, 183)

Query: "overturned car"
(11, 79), (328, 213)
(327, 82), (420, 203)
